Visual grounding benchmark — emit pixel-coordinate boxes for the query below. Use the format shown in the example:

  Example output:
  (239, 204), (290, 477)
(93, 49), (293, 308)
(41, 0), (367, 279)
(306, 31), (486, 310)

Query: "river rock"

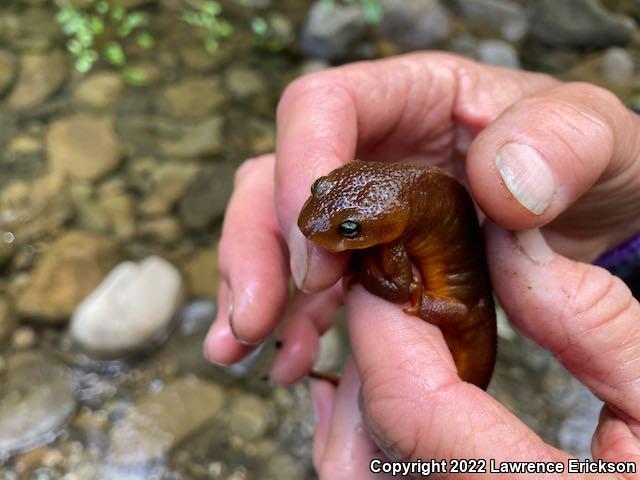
(98, 179), (136, 239)
(73, 72), (124, 109)
(182, 245), (220, 299)
(0, 352), (76, 456)
(138, 162), (199, 217)
(478, 39), (520, 68)
(107, 376), (224, 465)
(456, 0), (528, 41)
(0, 174), (73, 244)
(159, 78), (226, 118)
(16, 232), (120, 323)
(0, 50), (16, 96)
(224, 66), (266, 99)
(300, 0), (367, 61)
(178, 164), (235, 229)
(600, 47), (635, 86)
(7, 50), (67, 109)
(313, 325), (345, 373)
(529, 0), (635, 48)
(228, 394), (270, 441)
(0, 296), (16, 343)
(377, 0), (450, 49)
(70, 256), (184, 358)
(137, 217), (182, 245)
(46, 114), (123, 181)
(159, 117), (224, 159)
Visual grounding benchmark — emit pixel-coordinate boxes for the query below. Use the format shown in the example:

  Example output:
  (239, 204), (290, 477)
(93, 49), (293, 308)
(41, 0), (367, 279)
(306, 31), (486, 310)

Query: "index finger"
(276, 52), (553, 292)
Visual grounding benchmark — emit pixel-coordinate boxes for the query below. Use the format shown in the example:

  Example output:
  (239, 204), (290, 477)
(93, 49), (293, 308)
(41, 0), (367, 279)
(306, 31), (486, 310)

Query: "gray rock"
(108, 376), (224, 465)
(0, 296), (16, 343)
(224, 66), (265, 99)
(300, 0), (367, 61)
(46, 114), (123, 181)
(73, 72), (124, 109)
(601, 47), (635, 86)
(0, 174), (73, 244)
(228, 394), (270, 440)
(0, 50), (16, 96)
(377, 0), (450, 48)
(456, 0), (528, 41)
(159, 78), (226, 118)
(70, 256), (184, 358)
(7, 50), (67, 109)
(159, 117), (224, 159)
(136, 217), (183, 245)
(0, 352), (76, 456)
(478, 39), (520, 68)
(178, 164), (235, 229)
(138, 162), (200, 217)
(529, 0), (635, 48)
(16, 231), (120, 323)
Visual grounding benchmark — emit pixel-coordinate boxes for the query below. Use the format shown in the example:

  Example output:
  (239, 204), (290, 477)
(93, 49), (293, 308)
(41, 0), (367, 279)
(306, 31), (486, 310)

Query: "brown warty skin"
(298, 161), (496, 389)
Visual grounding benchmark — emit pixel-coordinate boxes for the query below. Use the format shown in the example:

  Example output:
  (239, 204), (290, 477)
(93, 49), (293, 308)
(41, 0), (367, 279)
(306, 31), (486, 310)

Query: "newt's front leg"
(351, 243), (413, 303)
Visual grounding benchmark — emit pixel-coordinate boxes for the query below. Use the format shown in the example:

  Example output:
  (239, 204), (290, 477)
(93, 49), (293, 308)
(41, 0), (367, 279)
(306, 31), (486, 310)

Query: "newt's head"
(298, 161), (411, 252)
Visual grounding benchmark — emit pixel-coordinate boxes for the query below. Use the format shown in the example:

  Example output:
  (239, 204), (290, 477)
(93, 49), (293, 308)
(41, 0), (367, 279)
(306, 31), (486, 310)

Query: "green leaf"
(362, 0), (383, 23)
(89, 16), (104, 34)
(95, 0), (110, 15)
(104, 42), (126, 66)
(204, 36), (219, 53)
(123, 67), (147, 86)
(136, 32), (155, 48)
(203, 1), (222, 16)
(251, 16), (268, 36)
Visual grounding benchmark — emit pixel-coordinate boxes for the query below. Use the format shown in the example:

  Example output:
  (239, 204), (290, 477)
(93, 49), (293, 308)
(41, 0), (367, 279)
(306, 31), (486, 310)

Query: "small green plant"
(180, 0), (233, 54)
(55, 0), (153, 73)
(322, 0), (384, 24)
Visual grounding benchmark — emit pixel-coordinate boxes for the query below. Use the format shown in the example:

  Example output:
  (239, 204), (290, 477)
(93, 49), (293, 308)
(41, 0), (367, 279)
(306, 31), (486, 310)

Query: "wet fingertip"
(228, 315), (263, 346)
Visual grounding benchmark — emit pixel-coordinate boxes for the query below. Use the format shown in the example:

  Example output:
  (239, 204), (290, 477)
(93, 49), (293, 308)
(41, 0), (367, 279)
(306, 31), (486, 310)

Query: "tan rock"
(7, 50), (67, 109)
(182, 245), (220, 299)
(0, 174), (73, 244)
(73, 72), (124, 109)
(16, 232), (120, 323)
(46, 114), (122, 181)
(159, 77), (226, 118)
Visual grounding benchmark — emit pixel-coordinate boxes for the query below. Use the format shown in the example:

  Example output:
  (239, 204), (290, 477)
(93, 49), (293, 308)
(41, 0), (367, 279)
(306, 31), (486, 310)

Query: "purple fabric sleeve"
(594, 232), (640, 268)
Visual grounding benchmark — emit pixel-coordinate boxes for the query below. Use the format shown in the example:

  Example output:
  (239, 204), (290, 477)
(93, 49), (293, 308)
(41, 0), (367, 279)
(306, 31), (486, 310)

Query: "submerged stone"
(0, 352), (76, 457)
(70, 256), (184, 358)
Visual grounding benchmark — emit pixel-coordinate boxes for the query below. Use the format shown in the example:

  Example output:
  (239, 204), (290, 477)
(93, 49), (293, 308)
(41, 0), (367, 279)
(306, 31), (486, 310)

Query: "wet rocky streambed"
(2, 0), (640, 477)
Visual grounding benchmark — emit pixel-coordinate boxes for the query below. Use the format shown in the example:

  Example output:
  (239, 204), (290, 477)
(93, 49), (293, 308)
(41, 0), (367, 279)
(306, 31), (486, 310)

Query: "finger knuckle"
(562, 267), (634, 336)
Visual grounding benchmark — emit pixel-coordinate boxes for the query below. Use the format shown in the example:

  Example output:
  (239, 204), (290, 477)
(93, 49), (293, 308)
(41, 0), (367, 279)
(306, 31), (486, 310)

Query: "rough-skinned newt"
(298, 161), (496, 389)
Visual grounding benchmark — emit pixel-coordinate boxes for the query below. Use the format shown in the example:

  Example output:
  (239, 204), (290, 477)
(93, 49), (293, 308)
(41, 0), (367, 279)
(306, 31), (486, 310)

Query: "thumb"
(466, 82), (640, 242)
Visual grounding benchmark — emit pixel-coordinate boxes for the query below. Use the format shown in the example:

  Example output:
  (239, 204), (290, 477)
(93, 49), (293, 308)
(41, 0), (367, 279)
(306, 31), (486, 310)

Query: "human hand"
(206, 52), (640, 478)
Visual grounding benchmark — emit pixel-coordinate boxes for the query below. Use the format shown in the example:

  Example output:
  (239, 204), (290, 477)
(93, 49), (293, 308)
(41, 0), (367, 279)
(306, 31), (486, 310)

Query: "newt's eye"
(311, 176), (328, 196)
(338, 221), (361, 238)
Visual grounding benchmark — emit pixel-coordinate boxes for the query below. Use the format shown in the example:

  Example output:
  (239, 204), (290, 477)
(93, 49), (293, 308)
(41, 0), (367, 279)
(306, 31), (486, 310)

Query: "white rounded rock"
(70, 256), (184, 358)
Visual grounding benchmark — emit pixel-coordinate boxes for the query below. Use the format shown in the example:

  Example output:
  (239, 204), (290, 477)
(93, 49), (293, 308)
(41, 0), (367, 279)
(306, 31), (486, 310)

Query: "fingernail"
(288, 225), (309, 289)
(513, 228), (553, 264)
(496, 143), (555, 215)
(227, 289), (261, 346)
